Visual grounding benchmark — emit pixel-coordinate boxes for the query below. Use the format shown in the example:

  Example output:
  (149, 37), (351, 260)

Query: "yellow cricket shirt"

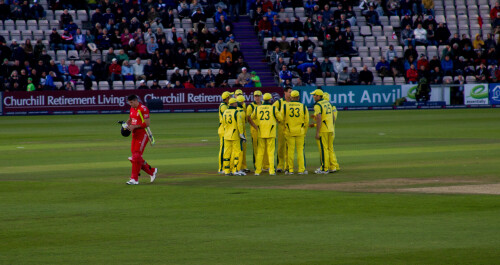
(313, 99), (334, 133)
(251, 103), (283, 138)
(223, 106), (244, 140)
(283, 101), (309, 136)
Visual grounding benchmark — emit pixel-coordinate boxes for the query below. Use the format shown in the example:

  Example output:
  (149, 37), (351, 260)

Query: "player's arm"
(315, 113), (321, 140)
(248, 116), (258, 130)
(274, 106), (283, 123)
(304, 106), (309, 133)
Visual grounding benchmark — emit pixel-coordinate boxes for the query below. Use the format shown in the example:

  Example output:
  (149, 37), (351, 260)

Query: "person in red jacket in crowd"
(258, 16), (272, 40)
(109, 58), (122, 82)
(68, 60), (80, 80)
(490, 2), (500, 20)
(417, 54), (429, 71)
(135, 39), (147, 59)
(406, 64), (418, 84)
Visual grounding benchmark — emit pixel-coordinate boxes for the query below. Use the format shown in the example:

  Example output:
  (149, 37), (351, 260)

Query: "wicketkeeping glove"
(239, 133), (246, 142)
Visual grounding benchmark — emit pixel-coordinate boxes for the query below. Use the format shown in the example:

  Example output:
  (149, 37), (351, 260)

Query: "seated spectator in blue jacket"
(214, 6), (227, 23)
(376, 57), (391, 77)
(293, 46), (307, 65)
(441, 55), (454, 76)
(279, 65), (293, 84)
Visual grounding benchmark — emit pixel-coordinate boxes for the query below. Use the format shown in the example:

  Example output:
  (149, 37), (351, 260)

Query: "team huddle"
(218, 87), (340, 176)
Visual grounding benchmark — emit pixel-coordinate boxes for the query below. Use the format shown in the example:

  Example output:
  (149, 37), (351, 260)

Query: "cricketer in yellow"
(282, 90), (309, 174)
(218, 91), (233, 174)
(310, 89), (337, 174)
(222, 98), (246, 175)
(251, 93), (283, 175)
(322, 92), (340, 172)
(247, 90), (270, 171)
(272, 86), (292, 172)
(236, 95), (250, 174)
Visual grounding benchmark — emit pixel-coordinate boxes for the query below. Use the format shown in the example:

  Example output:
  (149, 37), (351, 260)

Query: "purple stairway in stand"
(232, 16), (276, 87)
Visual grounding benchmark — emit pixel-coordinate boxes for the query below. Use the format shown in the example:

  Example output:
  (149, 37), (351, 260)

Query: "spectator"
(365, 5), (381, 26)
(472, 34), (485, 51)
(423, 0), (435, 16)
(376, 57), (390, 77)
(430, 66), (443, 84)
(321, 57), (334, 80)
(60, 9), (73, 29)
(146, 37), (158, 55)
(322, 34), (335, 57)
(144, 79), (157, 90)
(219, 46), (232, 64)
(133, 58), (144, 81)
(359, 65), (374, 85)
(49, 28), (62, 51)
(401, 24), (416, 47)
(45, 71), (57, 90)
(292, 16), (305, 37)
(108, 58), (122, 82)
(83, 70), (95, 90)
(385, 45), (398, 61)
(27, 77), (35, 91)
(414, 23), (427, 45)
(301, 67), (317, 86)
(349, 67), (360, 85)
(417, 54), (429, 71)
(281, 17), (294, 37)
(401, 13), (413, 29)
(490, 2), (500, 20)
(475, 63), (489, 82)
(441, 55), (454, 76)
(337, 67), (350, 85)
(333, 56), (347, 79)
(60, 28), (76, 52)
(237, 67), (252, 86)
(68, 60), (80, 80)
(435, 23), (451, 45)
(215, 68), (229, 87)
(92, 58), (107, 82)
(170, 67), (182, 84)
(390, 56), (404, 77)
(137, 80), (149, 89)
(193, 69), (205, 88)
(406, 64), (418, 84)
(294, 46), (307, 65)
(250, 71), (262, 87)
(80, 58), (93, 77)
(121, 60), (134, 81)
(279, 65), (293, 84)
(426, 24), (437, 45)
(258, 16), (272, 40)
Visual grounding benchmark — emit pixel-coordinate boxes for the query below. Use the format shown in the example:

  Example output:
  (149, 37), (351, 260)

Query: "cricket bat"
(137, 110), (156, 146)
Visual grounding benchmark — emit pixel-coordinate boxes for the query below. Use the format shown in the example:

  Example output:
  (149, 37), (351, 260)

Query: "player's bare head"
(284, 86), (292, 99)
(127, 94), (140, 108)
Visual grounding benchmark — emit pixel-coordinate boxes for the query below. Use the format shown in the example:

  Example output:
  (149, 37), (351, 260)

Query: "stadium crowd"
(0, 0), (265, 91)
(0, 0), (499, 92)
(251, 0), (500, 87)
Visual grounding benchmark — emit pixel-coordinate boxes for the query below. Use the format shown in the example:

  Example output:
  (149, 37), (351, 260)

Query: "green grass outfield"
(1, 109), (500, 264)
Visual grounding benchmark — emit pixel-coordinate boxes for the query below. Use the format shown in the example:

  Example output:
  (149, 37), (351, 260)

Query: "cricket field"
(1, 109), (500, 264)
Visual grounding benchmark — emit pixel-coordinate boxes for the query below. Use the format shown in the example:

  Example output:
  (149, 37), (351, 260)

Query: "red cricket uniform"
(129, 103), (155, 181)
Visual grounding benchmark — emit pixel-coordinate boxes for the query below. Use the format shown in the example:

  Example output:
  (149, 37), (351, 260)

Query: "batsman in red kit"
(125, 95), (158, 185)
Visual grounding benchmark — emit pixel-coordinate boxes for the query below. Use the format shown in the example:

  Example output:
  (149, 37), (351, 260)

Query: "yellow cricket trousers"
(316, 132), (332, 172)
(287, 135), (305, 173)
(329, 132), (340, 171)
(223, 139), (241, 174)
(251, 129), (269, 170)
(276, 126), (286, 170)
(218, 135), (224, 172)
(255, 137), (276, 175)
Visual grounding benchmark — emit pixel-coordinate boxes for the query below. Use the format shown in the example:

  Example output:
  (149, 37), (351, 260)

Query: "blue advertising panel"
(489, 83), (500, 105)
(296, 85), (402, 108)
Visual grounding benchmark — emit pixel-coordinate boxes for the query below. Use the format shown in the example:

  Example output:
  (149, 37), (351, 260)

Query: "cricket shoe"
(225, 173), (233, 176)
(298, 171), (308, 175)
(284, 170), (289, 175)
(150, 168), (158, 183)
(254, 173), (260, 176)
(218, 171), (225, 174)
(328, 169), (337, 173)
(276, 168), (283, 173)
(235, 171), (247, 176)
(270, 173), (276, 176)
(126, 179), (139, 185)
(314, 169), (328, 174)
(243, 168), (251, 173)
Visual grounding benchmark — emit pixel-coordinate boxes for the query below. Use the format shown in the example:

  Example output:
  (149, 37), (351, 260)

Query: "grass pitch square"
(1, 109), (500, 264)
